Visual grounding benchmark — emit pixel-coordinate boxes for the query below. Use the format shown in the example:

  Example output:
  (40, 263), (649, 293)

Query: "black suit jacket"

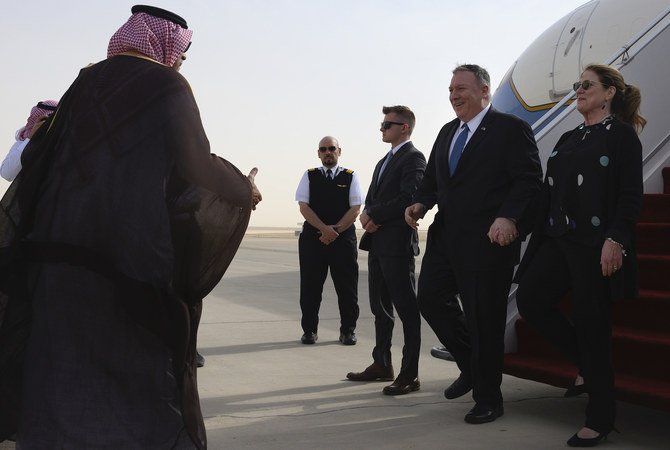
(360, 141), (426, 256)
(414, 108), (542, 269)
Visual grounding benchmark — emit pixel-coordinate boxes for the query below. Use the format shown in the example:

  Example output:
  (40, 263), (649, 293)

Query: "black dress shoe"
(430, 345), (456, 361)
(383, 377), (420, 395)
(339, 331), (357, 345)
(196, 351), (206, 368)
(464, 403), (504, 424)
(564, 383), (588, 397)
(444, 375), (472, 399)
(346, 362), (394, 381)
(301, 332), (318, 344)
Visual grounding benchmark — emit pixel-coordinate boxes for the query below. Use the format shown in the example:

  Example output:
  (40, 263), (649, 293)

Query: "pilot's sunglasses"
(318, 146), (338, 152)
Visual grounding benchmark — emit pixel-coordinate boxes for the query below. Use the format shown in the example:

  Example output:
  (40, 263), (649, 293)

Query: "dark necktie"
(449, 124), (469, 176)
(377, 151), (393, 184)
(326, 168), (333, 180)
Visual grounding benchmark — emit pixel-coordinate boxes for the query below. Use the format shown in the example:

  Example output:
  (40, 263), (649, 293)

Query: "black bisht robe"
(0, 55), (252, 449)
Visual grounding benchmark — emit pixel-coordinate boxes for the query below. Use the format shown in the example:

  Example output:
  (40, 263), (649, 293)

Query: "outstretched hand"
(248, 167), (262, 210)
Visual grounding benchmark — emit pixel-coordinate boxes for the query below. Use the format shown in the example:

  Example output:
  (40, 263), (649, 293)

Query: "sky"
(1, 0), (588, 228)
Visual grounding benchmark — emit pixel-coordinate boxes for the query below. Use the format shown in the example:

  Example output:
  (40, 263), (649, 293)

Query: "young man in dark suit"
(405, 65), (542, 422)
(347, 106), (426, 395)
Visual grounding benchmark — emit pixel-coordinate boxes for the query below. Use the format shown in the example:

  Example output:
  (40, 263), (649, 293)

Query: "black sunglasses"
(381, 121), (405, 130)
(573, 80), (608, 91)
(318, 146), (338, 152)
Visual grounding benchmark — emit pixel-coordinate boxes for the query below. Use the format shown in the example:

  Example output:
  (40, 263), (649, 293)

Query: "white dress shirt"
(295, 164), (363, 206)
(448, 104), (491, 158)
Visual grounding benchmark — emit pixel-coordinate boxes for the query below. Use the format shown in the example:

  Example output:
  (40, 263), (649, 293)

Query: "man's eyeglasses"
(573, 80), (608, 91)
(381, 121), (406, 130)
(319, 146), (338, 152)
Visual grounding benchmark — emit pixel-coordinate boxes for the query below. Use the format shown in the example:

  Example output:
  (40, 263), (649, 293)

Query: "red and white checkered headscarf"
(17, 100), (58, 141)
(107, 12), (192, 67)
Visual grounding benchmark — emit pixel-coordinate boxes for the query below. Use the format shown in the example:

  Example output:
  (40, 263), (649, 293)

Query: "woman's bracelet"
(606, 237), (627, 256)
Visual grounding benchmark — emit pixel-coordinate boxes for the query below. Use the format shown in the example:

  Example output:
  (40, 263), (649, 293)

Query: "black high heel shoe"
(567, 428), (618, 447)
(564, 383), (588, 397)
(567, 432), (605, 447)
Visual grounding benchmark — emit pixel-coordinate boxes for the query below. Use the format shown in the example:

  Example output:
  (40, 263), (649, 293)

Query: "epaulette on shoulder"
(308, 168), (318, 172)
(345, 169), (353, 174)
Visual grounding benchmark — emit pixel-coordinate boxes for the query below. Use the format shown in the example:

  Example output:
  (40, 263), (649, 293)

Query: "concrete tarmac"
(196, 233), (670, 450)
(2, 232), (668, 450)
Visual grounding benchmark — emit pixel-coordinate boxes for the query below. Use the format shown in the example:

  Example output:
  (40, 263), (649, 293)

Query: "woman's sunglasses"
(573, 80), (608, 91)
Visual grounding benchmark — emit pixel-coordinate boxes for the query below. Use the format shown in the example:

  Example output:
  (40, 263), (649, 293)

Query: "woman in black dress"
(516, 64), (646, 447)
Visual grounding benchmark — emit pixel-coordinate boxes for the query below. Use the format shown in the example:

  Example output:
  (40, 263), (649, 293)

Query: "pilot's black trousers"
(298, 228), (359, 335)
(516, 236), (615, 434)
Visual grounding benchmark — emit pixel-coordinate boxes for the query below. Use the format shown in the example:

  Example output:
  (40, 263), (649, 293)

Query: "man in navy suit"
(347, 106), (426, 395)
(405, 65), (542, 422)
